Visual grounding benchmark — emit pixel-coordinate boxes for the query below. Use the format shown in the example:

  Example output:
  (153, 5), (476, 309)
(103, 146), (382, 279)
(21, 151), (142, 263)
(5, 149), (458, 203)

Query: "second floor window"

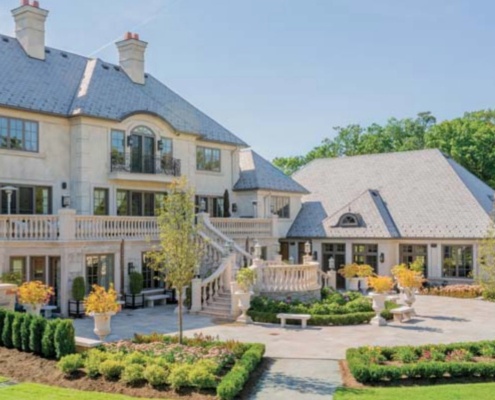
(197, 146), (221, 172)
(0, 116), (39, 152)
(111, 130), (125, 167)
(271, 196), (290, 219)
(0, 184), (51, 215)
(117, 190), (167, 216)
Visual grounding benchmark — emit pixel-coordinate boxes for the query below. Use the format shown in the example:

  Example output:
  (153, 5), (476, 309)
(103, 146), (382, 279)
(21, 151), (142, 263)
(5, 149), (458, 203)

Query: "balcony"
(109, 153), (181, 182)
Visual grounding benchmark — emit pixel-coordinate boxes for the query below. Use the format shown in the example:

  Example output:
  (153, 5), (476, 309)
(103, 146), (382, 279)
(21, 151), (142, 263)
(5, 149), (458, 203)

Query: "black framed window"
(142, 253), (163, 290)
(93, 188), (109, 215)
(30, 257), (46, 282)
(10, 257), (26, 282)
(442, 245), (473, 278)
(85, 254), (114, 291)
(111, 130), (125, 167)
(271, 196), (290, 219)
(0, 184), (51, 215)
(400, 244), (428, 276)
(117, 190), (166, 216)
(353, 244), (378, 272)
(195, 195), (224, 217)
(160, 137), (173, 157)
(0, 116), (39, 152)
(196, 146), (221, 172)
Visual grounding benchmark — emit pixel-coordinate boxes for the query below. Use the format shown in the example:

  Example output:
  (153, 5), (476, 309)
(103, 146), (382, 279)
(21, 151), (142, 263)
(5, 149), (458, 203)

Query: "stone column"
(58, 208), (76, 241)
(190, 278), (202, 313)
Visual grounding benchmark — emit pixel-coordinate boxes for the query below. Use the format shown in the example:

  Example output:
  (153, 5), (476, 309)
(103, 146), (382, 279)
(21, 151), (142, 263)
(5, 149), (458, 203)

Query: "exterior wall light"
(380, 252), (385, 263)
(62, 195), (71, 208)
(304, 241), (311, 256)
(128, 262), (135, 275)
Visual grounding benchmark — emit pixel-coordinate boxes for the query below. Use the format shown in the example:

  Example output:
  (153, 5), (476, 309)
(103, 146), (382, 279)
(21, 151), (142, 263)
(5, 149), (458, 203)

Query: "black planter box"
(68, 300), (85, 318)
(125, 293), (145, 309)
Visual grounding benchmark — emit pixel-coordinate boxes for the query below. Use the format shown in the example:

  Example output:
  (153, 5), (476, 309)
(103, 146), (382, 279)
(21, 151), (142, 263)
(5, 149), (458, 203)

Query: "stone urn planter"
(358, 278), (369, 292)
(235, 291), (253, 323)
(90, 312), (115, 341)
(369, 293), (387, 326)
(347, 278), (360, 291)
(402, 288), (417, 315)
(22, 303), (43, 316)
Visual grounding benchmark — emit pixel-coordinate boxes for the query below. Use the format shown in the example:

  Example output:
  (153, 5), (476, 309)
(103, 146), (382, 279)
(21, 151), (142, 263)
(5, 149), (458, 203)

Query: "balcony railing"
(111, 153), (181, 177)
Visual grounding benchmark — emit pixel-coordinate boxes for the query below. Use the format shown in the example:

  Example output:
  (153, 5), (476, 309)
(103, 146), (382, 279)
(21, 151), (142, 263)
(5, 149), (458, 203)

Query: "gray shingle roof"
(234, 149), (309, 194)
(288, 149), (495, 239)
(0, 34), (247, 147)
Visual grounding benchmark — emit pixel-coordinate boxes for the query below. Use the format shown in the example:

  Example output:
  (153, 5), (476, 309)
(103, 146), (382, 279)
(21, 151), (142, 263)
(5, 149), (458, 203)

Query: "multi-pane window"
(442, 245), (473, 278)
(195, 195), (224, 217)
(10, 257), (26, 282)
(271, 196), (290, 219)
(160, 137), (173, 157)
(93, 188), (109, 215)
(111, 130), (125, 168)
(30, 257), (46, 282)
(353, 244), (378, 272)
(0, 184), (51, 214)
(196, 146), (221, 172)
(117, 190), (167, 216)
(0, 116), (39, 152)
(142, 253), (163, 290)
(86, 254), (114, 291)
(400, 245), (428, 276)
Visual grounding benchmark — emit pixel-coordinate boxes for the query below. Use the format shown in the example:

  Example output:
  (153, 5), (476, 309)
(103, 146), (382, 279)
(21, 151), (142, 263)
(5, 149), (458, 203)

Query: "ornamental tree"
(146, 178), (203, 344)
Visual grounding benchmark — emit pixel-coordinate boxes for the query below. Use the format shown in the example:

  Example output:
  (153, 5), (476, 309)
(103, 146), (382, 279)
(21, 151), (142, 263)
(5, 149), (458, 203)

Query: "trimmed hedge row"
(347, 340), (495, 383)
(217, 343), (265, 400)
(0, 309), (75, 359)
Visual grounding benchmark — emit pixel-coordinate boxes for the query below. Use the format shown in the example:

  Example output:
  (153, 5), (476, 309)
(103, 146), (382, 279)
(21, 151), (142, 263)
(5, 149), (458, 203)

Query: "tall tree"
(146, 178), (202, 343)
(223, 189), (231, 218)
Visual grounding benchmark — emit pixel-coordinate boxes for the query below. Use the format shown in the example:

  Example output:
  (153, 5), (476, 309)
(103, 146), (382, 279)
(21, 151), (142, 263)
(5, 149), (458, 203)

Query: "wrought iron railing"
(110, 153), (181, 176)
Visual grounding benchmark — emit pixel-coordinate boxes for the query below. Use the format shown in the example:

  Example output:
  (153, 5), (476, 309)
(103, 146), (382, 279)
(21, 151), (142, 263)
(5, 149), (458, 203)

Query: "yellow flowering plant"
(338, 263), (360, 278)
(395, 268), (425, 289)
(84, 284), (120, 315)
(17, 281), (54, 306)
(367, 275), (394, 294)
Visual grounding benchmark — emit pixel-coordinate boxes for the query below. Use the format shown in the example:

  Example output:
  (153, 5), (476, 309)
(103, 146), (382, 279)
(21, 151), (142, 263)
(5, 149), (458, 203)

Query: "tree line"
(273, 110), (495, 188)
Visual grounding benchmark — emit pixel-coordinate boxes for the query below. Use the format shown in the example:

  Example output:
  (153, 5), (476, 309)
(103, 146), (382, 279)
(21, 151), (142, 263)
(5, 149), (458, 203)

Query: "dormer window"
(338, 213), (359, 227)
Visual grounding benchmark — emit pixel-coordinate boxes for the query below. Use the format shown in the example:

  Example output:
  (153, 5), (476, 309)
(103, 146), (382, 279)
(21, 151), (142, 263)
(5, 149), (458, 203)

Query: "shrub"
(21, 314), (33, 352)
(57, 354), (84, 376)
(71, 277), (86, 301)
(393, 347), (419, 364)
(12, 313), (26, 350)
(42, 319), (61, 359)
(189, 364), (217, 388)
(422, 284), (483, 299)
(143, 364), (169, 387)
(0, 309), (6, 346)
(129, 272), (144, 296)
(217, 343), (265, 400)
(169, 364), (192, 390)
(420, 348), (446, 362)
(481, 345), (495, 358)
(121, 363), (145, 386)
(125, 351), (147, 365)
(84, 349), (108, 378)
(99, 360), (124, 380)
(1, 312), (15, 349)
(54, 320), (76, 359)
(446, 349), (473, 362)
(29, 317), (46, 354)
(483, 289), (495, 302)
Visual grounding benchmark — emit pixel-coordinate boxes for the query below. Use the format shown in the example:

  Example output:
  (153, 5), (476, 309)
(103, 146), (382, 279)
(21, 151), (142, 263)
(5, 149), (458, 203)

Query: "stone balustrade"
(0, 214), (59, 240)
(209, 216), (275, 239)
(254, 261), (322, 293)
(75, 215), (158, 240)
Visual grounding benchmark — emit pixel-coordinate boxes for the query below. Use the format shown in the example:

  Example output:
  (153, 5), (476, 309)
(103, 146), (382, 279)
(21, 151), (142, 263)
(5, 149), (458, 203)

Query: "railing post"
(58, 209), (76, 241)
(190, 277), (202, 313)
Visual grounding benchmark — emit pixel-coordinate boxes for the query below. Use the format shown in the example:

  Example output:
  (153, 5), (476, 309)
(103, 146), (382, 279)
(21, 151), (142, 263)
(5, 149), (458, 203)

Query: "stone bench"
(391, 306), (414, 323)
(41, 305), (57, 318)
(276, 313), (311, 328)
(145, 294), (169, 308)
(75, 336), (102, 353)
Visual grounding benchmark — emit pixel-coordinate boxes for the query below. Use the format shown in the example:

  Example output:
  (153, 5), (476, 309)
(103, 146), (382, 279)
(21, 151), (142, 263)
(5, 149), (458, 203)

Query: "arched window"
(131, 126), (154, 136)
(338, 213), (359, 227)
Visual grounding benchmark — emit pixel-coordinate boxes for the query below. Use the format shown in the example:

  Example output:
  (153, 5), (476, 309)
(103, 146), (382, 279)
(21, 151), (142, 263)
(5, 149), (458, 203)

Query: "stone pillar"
(230, 281), (240, 317)
(328, 270), (337, 290)
(58, 208), (76, 241)
(271, 213), (279, 238)
(190, 278), (202, 313)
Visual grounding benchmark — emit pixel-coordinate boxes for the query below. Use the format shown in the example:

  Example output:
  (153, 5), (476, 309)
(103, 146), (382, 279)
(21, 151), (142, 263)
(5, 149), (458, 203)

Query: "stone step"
(198, 309), (234, 320)
(203, 303), (231, 312)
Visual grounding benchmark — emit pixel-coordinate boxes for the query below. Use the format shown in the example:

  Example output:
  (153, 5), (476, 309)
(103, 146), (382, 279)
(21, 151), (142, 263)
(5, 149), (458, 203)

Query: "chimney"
(116, 32), (148, 85)
(11, 0), (49, 60)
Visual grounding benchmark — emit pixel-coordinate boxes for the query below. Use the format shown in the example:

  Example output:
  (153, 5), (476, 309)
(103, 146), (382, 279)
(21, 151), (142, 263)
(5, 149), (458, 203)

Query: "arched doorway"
(130, 126), (155, 173)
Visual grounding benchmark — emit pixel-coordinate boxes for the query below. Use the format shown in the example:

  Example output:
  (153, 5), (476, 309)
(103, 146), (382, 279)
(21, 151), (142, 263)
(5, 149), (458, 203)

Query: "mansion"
(0, 1), (493, 315)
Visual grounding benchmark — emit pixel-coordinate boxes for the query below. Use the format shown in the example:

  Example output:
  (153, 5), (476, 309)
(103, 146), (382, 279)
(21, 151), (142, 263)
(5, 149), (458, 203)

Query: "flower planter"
(90, 311), (115, 341)
(347, 278), (360, 291)
(22, 303), (43, 316)
(369, 293), (387, 326)
(358, 278), (369, 292)
(124, 293), (145, 309)
(68, 300), (85, 318)
(235, 291), (252, 323)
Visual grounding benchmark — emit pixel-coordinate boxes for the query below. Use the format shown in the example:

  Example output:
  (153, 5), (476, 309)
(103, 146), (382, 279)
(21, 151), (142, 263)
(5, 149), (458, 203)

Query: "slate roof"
(287, 149), (495, 239)
(234, 149), (309, 194)
(0, 34), (247, 147)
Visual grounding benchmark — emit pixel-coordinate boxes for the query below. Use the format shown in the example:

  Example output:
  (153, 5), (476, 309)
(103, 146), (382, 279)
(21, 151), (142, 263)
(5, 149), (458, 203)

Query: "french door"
(131, 134), (155, 173)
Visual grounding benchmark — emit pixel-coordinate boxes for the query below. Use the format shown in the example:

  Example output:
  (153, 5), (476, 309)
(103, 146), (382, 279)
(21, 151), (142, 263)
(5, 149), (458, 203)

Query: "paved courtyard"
(74, 295), (495, 359)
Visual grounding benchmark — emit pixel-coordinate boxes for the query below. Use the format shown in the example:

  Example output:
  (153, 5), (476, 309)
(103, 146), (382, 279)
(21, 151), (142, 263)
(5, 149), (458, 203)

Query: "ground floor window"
(399, 244), (428, 277)
(142, 253), (163, 290)
(442, 245), (473, 278)
(10, 257), (26, 282)
(195, 195), (224, 217)
(353, 244), (378, 272)
(86, 254), (114, 291)
(117, 190), (167, 216)
(30, 256), (46, 282)
(0, 184), (51, 215)
(322, 243), (346, 289)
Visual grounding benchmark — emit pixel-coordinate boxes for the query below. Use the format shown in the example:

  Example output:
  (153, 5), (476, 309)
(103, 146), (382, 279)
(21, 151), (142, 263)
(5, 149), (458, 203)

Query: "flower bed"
(248, 289), (399, 326)
(420, 284), (483, 299)
(347, 340), (495, 384)
(57, 333), (264, 400)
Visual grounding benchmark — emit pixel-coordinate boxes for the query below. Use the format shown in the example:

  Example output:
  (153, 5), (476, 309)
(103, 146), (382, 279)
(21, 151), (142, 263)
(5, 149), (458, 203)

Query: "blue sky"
(1, 0), (494, 160)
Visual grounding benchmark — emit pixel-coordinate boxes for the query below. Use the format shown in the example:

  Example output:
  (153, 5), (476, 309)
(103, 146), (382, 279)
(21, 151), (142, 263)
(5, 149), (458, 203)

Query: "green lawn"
(0, 381), (159, 400)
(335, 383), (495, 400)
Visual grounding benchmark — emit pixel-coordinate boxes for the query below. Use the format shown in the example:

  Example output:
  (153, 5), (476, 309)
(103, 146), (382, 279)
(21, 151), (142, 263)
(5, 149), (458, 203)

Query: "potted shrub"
(84, 284), (120, 341)
(367, 275), (394, 326)
(235, 268), (256, 323)
(393, 267), (425, 308)
(17, 281), (53, 316)
(356, 264), (374, 291)
(125, 272), (145, 309)
(69, 276), (85, 318)
(338, 263), (360, 291)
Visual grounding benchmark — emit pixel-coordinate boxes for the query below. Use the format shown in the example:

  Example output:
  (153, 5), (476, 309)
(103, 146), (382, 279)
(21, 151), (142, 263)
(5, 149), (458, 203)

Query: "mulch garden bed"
(0, 347), (216, 399)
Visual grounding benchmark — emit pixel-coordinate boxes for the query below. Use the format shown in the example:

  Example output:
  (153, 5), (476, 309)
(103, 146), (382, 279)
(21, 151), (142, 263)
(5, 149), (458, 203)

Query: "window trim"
(271, 196), (290, 219)
(196, 146), (221, 172)
(0, 116), (39, 153)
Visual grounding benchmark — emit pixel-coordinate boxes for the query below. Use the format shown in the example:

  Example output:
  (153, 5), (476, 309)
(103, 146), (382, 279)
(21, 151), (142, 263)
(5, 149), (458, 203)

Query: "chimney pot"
(133, 33), (139, 40)
(33, 1), (39, 8)
(126, 32), (133, 40)
(22, 0), (29, 5)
